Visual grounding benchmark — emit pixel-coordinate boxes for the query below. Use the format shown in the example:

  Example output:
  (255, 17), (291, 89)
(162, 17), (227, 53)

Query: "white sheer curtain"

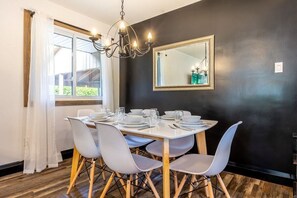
(101, 53), (115, 112)
(23, 13), (61, 174)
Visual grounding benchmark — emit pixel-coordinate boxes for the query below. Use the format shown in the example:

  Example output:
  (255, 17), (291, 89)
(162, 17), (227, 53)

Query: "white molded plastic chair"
(145, 111), (194, 191)
(95, 123), (162, 198)
(67, 117), (105, 198)
(170, 121), (243, 198)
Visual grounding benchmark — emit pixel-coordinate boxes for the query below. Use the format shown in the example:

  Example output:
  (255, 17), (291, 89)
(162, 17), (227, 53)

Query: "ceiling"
(49, 0), (201, 25)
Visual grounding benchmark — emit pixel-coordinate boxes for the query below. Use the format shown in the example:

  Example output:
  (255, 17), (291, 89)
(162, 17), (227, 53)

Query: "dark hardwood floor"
(0, 159), (292, 198)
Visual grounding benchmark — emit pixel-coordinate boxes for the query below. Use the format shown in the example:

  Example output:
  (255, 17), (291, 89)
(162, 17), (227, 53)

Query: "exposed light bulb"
(119, 21), (126, 30)
(147, 32), (152, 42)
(91, 28), (98, 36)
(133, 41), (138, 48)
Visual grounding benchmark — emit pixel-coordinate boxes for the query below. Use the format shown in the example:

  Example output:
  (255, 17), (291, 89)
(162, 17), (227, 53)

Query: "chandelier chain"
(120, 0), (125, 20)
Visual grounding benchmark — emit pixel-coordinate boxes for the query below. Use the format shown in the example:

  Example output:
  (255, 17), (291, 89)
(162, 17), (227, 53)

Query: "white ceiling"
(49, 0), (201, 25)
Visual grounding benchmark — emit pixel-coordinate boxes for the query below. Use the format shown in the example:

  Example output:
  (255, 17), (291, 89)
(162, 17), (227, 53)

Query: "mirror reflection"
(153, 35), (214, 91)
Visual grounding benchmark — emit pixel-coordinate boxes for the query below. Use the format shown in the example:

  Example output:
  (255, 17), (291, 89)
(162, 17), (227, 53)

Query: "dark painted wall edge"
(0, 149), (293, 187)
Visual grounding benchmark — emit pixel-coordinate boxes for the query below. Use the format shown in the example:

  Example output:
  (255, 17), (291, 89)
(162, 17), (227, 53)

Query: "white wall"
(0, 0), (119, 165)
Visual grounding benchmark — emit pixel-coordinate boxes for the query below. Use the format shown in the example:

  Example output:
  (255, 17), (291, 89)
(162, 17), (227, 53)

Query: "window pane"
(53, 33), (73, 96)
(76, 38), (101, 97)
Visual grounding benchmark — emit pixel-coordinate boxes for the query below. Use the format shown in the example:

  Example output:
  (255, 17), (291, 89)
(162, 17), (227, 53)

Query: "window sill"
(55, 100), (102, 106)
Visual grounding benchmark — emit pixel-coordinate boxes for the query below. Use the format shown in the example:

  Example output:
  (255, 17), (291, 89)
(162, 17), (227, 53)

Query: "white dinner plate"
(161, 115), (175, 120)
(180, 123), (206, 128)
(119, 121), (146, 125)
(89, 117), (111, 122)
(128, 112), (145, 116)
(120, 123), (148, 128)
(180, 121), (203, 125)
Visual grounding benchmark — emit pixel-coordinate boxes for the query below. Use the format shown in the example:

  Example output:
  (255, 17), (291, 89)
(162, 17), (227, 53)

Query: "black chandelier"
(89, 0), (153, 58)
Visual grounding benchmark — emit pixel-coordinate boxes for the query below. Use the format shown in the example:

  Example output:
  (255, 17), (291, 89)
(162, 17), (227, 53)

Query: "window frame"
(54, 27), (103, 101)
(23, 10), (103, 107)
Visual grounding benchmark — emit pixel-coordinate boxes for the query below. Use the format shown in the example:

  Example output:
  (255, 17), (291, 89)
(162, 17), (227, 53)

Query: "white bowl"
(123, 115), (143, 124)
(89, 112), (107, 119)
(164, 111), (175, 117)
(182, 115), (201, 123)
(130, 109), (143, 114)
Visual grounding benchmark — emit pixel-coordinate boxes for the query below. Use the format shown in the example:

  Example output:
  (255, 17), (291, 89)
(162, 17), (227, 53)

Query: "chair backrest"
(77, 109), (95, 117)
(95, 123), (140, 174)
(68, 117), (100, 158)
(204, 121), (242, 176)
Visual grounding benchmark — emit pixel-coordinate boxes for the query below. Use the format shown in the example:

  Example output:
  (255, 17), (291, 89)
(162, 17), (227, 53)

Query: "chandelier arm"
(106, 44), (120, 58)
(92, 42), (106, 52)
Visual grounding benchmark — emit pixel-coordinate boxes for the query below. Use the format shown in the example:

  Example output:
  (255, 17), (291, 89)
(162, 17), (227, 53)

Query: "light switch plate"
(275, 62), (283, 73)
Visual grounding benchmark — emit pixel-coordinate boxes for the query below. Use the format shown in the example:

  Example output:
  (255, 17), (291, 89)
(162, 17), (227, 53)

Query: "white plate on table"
(180, 123), (206, 128)
(89, 117), (112, 122)
(161, 115), (175, 120)
(180, 120), (203, 125)
(119, 121), (146, 125)
(128, 112), (145, 116)
(119, 123), (148, 128)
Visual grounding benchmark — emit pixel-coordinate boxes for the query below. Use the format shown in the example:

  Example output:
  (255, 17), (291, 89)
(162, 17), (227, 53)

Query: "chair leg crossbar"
(67, 157), (107, 198)
(173, 174), (230, 198)
(101, 172), (160, 198)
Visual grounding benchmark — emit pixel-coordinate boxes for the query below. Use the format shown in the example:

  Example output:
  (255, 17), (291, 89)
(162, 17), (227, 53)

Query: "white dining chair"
(170, 121), (243, 198)
(95, 123), (162, 198)
(67, 117), (105, 198)
(145, 111), (194, 191)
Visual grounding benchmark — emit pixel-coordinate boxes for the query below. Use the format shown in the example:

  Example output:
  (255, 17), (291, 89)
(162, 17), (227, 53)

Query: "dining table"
(68, 117), (218, 198)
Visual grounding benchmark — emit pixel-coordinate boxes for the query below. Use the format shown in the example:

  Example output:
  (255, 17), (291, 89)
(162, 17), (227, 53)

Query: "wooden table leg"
(70, 146), (80, 186)
(195, 131), (209, 197)
(163, 138), (170, 198)
(196, 131), (207, 154)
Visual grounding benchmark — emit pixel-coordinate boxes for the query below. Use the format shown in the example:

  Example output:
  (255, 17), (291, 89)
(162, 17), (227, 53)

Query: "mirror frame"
(153, 35), (214, 91)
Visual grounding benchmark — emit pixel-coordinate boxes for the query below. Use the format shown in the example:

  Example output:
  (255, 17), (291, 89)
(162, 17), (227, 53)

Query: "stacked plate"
(161, 111), (175, 120)
(89, 112), (111, 122)
(119, 116), (147, 128)
(180, 116), (205, 128)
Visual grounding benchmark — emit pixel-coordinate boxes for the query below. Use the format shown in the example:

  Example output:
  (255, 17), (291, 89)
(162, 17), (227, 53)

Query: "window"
(53, 29), (102, 99)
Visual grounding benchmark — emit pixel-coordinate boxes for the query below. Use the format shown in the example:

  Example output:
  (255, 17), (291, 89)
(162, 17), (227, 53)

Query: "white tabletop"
(84, 119), (218, 140)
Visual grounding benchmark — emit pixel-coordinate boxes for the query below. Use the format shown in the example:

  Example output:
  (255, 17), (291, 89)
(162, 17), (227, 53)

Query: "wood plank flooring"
(0, 159), (292, 198)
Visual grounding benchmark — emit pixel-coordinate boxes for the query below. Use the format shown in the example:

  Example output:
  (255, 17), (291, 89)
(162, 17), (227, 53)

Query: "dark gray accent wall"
(120, 0), (297, 175)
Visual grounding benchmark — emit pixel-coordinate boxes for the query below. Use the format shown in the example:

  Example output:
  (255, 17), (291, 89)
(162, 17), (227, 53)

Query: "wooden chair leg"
(99, 157), (106, 181)
(67, 158), (86, 194)
(142, 170), (153, 187)
(130, 175), (134, 197)
(173, 174), (188, 198)
(126, 176), (131, 198)
(217, 174), (230, 198)
(204, 179), (209, 197)
(146, 173), (160, 198)
(116, 172), (127, 192)
(173, 171), (178, 193)
(88, 159), (96, 198)
(207, 178), (214, 198)
(136, 148), (139, 155)
(100, 172), (115, 198)
(188, 175), (196, 198)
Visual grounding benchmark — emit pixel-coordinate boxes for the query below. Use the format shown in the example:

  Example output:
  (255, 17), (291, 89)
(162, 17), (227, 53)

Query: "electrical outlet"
(274, 62), (283, 73)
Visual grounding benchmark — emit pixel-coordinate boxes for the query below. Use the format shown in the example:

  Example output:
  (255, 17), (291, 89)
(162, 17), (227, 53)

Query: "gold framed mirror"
(153, 35), (214, 91)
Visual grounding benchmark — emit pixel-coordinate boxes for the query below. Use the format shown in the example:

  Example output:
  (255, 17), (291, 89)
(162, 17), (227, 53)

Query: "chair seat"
(146, 140), (193, 158)
(170, 154), (214, 175)
(125, 136), (153, 148)
(132, 154), (162, 172)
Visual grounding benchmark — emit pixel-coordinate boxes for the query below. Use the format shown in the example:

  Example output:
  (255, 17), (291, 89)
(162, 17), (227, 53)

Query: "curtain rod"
(24, 9), (102, 38)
